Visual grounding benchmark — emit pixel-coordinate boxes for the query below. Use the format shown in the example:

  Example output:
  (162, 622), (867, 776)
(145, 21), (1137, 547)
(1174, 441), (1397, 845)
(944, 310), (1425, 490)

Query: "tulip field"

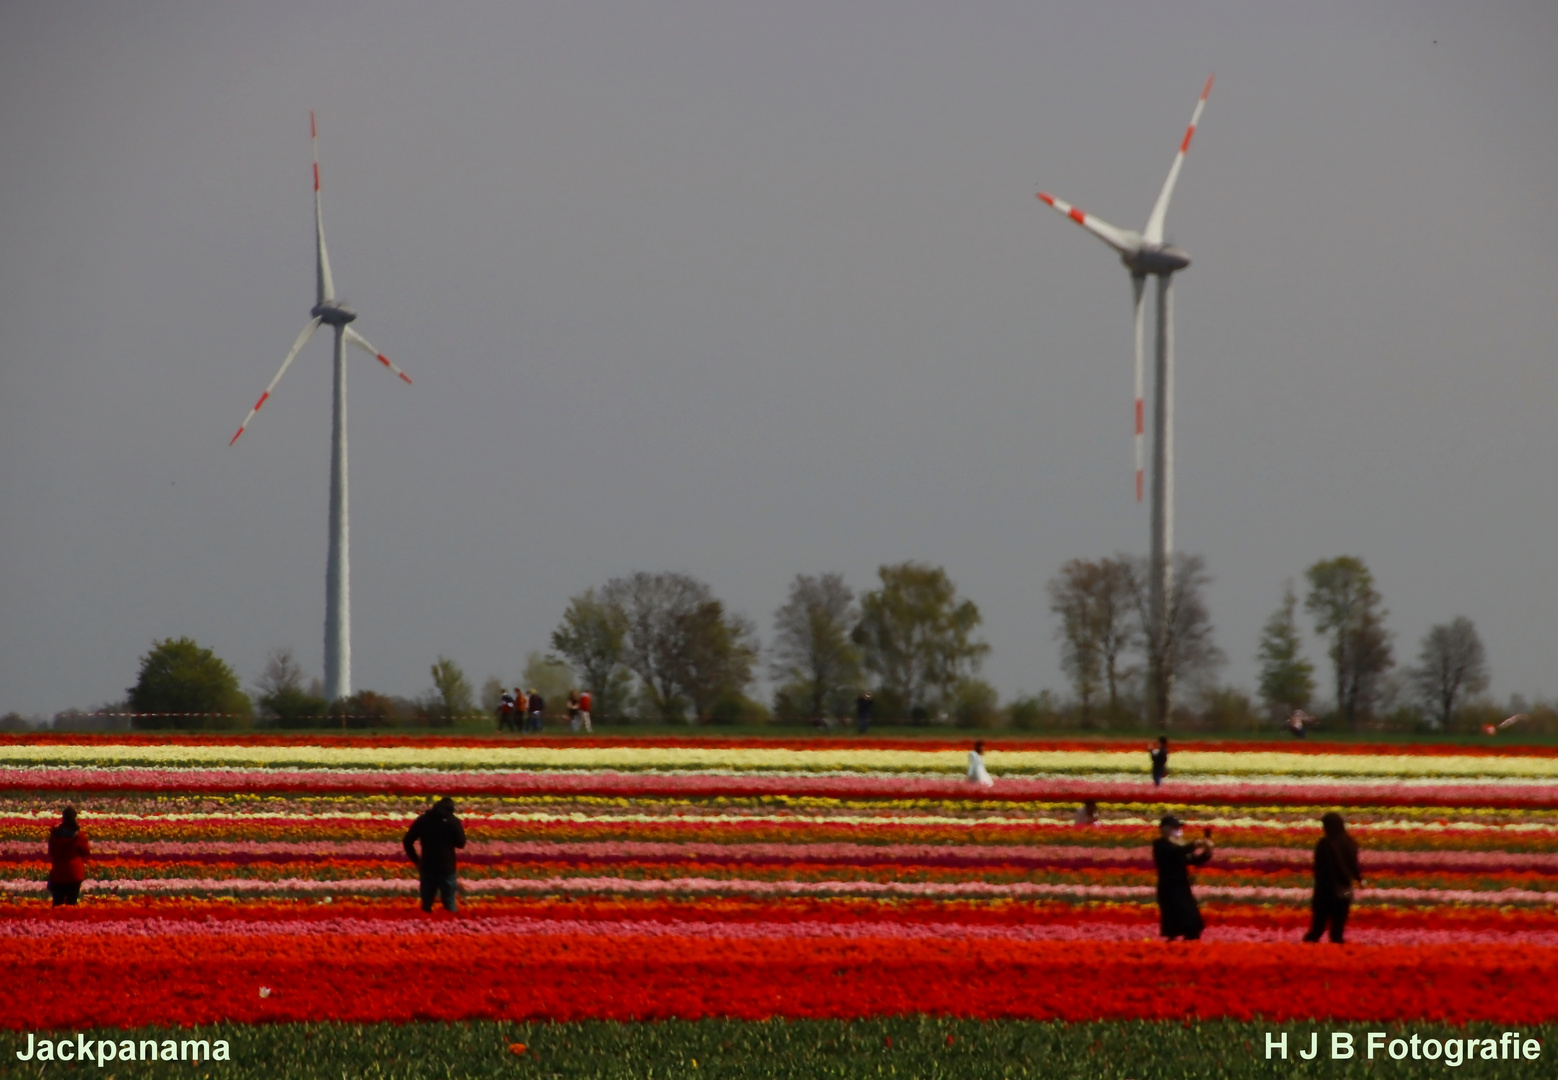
(2, 733), (1555, 1077)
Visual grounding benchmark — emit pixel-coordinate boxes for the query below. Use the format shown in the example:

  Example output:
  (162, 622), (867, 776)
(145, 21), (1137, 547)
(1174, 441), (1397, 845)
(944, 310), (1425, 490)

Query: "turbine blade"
(1143, 74), (1213, 245)
(229, 317), (323, 445)
(1132, 273), (1146, 503)
(344, 325), (413, 384)
(313, 110), (335, 305)
(1036, 192), (1137, 254)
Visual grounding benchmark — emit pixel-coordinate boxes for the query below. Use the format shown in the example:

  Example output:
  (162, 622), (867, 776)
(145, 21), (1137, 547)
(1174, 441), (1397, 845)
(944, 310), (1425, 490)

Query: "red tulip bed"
(1, 733), (1555, 1076)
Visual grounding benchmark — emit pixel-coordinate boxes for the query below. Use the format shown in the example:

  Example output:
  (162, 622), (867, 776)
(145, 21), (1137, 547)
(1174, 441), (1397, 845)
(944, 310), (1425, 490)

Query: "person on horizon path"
(403, 797), (467, 914)
(566, 690), (582, 733)
(855, 692), (873, 735)
(526, 689), (545, 733)
(1149, 736), (1169, 787)
(1152, 814), (1212, 940)
(578, 689), (593, 733)
(46, 806), (90, 907)
(497, 690), (517, 732)
(1303, 812), (1363, 944)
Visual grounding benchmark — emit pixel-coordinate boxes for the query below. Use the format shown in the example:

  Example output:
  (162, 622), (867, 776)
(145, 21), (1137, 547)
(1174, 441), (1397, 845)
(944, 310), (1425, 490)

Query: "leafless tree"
(1408, 616), (1489, 729)
(602, 571), (713, 720)
(255, 647), (306, 700)
(1047, 556), (1137, 724)
(1130, 553), (1223, 727)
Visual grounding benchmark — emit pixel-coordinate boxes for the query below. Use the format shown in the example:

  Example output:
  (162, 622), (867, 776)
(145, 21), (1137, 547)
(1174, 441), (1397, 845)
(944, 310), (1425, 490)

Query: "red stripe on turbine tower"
(1180, 127), (1196, 154)
(1136, 470), (1144, 502)
(1037, 193), (1055, 206)
(1069, 207), (1086, 225)
(314, 163), (320, 191)
(1135, 398), (1144, 434)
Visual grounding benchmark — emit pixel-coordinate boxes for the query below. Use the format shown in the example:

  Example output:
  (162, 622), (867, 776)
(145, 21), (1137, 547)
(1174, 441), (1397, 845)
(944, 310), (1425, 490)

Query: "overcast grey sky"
(2, 2), (1555, 717)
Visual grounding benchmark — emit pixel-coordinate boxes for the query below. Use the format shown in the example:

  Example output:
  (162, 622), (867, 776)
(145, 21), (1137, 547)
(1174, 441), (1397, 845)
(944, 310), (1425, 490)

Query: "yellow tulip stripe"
(4, 742), (1558, 778)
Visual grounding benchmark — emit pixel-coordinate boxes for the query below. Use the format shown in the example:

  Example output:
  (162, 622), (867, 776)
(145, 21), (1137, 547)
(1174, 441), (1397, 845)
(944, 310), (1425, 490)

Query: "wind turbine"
(1035, 75), (1212, 725)
(230, 111), (412, 702)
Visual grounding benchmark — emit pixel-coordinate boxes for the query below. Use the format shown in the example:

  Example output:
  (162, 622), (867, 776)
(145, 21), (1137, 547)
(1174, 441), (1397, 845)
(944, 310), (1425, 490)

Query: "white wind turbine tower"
(230, 111), (413, 702)
(1035, 75), (1212, 725)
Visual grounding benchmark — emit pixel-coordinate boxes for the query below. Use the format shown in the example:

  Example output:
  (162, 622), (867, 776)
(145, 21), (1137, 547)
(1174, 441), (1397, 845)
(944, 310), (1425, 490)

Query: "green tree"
(1408, 616), (1489, 730)
(853, 562), (990, 720)
(551, 588), (634, 721)
(769, 573), (863, 720)
(1256, 582), (1315, 721)
(1047, 556), (1137, 725)
(127, 637), (250, 728)
(521, 651), (577, 720)
(427, 656), (475, 724)
(666, 600), (760, 722)
(1305, 556), (1394, 729)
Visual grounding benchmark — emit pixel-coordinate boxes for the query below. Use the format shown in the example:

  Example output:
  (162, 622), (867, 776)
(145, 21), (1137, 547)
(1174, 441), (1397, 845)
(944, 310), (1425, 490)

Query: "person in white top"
(967, 740), (994, 786)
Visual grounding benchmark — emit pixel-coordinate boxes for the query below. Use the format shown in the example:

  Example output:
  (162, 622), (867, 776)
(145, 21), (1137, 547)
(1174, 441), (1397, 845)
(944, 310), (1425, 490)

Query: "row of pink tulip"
(7, 765), (1558, 805)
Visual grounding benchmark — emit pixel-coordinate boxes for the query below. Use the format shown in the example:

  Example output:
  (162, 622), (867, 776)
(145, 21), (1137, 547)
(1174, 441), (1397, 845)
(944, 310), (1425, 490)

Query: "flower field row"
(2, 735), (1556, 1029)
(6, 767), (1558, 809)
(4, 739), (1556, 777)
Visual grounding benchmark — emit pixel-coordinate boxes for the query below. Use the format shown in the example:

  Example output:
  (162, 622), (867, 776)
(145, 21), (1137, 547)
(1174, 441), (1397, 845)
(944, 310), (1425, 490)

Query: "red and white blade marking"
(1143, 74), (1213, 245)
(312, 109), (335, 305)
(344, 326), (412, 384)
(229, 317), (323, 445)
(1035, 192), (1136, 254)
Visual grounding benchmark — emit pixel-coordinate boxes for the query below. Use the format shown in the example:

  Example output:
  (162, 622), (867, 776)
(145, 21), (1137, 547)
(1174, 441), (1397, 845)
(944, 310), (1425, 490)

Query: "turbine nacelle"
(1123, 244), (1190, 277)
(311, 299), (358, 327)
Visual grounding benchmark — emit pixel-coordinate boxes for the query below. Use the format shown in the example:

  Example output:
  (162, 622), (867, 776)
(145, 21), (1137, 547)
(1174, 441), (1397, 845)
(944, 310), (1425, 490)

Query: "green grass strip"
(2, 1019), (1552, 1079)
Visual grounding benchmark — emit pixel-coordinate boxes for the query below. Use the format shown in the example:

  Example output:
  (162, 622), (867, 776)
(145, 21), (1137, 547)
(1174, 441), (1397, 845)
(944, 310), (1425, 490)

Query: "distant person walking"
(1152, 814), (1212, 940)
(967, 741), (994, 786)
(578, 690), (593, 733)
(497, 690), (517, 732)
(1074, 800), (1100, 826)
(566, 691), (582, 733)
(1149, 737), (1169, 787)
(403, 797), (467, 913)
(526, 689), (545, 733)
(47, 806), (90, 907)
(855, 692), (873, 735)
(1304, 812), (1363, 944)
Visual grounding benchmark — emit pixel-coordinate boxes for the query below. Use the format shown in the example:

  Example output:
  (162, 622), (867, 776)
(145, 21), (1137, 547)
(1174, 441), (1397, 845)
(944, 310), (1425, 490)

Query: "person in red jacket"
(47, 806), (89, 906)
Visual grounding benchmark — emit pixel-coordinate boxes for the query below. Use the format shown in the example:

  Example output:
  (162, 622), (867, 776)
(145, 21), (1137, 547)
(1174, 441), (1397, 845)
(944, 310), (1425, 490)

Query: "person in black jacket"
(1152, 814), (1212, 940)
(1303, 812), (1362, 944)
(1149, 737), (1169, 787)
(403, 797), (467, 913)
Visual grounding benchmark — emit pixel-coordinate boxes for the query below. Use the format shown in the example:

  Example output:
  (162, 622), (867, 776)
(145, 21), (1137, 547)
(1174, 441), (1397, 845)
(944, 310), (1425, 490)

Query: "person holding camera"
(1152, 814), (1212, 940)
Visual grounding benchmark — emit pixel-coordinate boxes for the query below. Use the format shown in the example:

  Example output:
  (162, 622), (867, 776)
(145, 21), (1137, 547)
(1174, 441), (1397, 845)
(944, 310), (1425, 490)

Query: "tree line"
(40, 552), (1541, 735)
(1048, 552), (1500, 731)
